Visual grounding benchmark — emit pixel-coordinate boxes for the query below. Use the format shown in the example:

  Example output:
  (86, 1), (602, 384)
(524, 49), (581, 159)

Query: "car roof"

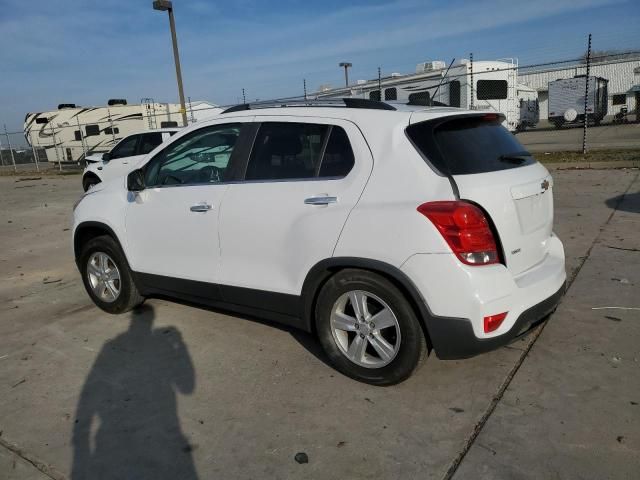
(211, 104), (474, 126)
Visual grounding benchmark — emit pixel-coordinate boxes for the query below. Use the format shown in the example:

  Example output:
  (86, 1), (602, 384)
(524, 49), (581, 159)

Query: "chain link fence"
(2, 35), (640, 173)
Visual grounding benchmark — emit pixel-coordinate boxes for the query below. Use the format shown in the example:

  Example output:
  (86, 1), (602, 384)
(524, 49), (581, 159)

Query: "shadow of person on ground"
(71, 305), (198, 480)
(605, 192), (640, 214)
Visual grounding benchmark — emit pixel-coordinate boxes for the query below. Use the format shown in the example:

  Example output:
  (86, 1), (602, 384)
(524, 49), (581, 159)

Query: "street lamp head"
(339, 62), (352, 68)
(152, 0), (172, 11)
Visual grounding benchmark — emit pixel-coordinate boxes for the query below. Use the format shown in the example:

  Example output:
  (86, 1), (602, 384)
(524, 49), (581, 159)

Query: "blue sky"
(1, 0), (639, 134)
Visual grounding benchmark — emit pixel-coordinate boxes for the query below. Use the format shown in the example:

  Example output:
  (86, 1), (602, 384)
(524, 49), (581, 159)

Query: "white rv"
(315, 59), (538, 131)
(547, 76), (609, 128)
(24, 99), (222, 164)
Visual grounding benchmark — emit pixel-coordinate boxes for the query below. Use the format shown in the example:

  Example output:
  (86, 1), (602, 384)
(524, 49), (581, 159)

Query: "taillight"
(417, 201), (499, 266)
(484, 312), (508, 333)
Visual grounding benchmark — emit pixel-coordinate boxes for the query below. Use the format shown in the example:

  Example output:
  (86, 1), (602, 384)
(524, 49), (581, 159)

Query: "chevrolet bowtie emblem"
(541, 179), (550, 191)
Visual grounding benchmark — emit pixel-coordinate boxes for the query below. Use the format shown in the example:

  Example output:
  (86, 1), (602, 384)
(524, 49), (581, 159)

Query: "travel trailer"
(315, 59), (539, 131)
(24, 99), (222, 164)
(547, 75), (608, 128)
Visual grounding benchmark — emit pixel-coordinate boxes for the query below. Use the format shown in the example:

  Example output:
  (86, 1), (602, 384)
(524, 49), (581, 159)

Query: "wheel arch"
(301, 257), (434, 345)
(82, 172), (102, 190)
(74, 221), (125, 263)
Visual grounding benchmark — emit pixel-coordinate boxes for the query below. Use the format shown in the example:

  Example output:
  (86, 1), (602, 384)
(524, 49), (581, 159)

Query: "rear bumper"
(428, 282), (565, 359)
(400, 233), (566, 359)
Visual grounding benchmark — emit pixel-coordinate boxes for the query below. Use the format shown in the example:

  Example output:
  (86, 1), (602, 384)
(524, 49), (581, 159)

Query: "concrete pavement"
(453, 172), (640, 479)
(0, 169), (638, 479)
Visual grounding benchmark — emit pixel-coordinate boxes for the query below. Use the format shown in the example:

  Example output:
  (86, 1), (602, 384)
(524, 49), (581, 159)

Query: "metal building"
(518, 54), (640, 122)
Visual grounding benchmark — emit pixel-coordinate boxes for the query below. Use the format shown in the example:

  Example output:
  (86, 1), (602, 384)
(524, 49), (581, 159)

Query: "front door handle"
(190, 202), (212, 212)
(304, 196), (337, 206)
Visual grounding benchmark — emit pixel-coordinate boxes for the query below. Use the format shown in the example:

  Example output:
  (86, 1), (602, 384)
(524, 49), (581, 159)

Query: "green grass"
(537, 149), (640, 164)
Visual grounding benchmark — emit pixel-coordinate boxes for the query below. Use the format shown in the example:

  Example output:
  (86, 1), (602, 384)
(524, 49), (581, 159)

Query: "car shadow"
(155, 295), (333, 370)
(71, 304), (199, 480)
(605, 192), (640, 214)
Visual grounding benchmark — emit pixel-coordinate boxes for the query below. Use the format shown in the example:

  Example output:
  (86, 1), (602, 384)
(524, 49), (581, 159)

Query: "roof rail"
(220, 98), (396, 114)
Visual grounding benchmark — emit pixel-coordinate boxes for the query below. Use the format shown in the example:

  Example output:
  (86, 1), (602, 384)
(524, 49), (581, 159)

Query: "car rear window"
(406, 115), (536, 175)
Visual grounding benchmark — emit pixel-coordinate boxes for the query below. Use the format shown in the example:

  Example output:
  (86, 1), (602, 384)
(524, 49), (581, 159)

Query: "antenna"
(430, 58), (455, 106)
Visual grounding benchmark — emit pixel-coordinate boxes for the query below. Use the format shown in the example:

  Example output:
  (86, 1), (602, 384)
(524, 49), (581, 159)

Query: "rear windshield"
(406, 116), (536, 175)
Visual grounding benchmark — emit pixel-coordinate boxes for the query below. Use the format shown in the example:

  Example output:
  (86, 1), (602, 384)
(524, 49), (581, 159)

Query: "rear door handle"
(190, 202), (212, 212)
(304, 196), (337, 206)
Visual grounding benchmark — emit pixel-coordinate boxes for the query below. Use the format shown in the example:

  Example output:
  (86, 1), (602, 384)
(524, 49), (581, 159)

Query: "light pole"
(153, 0), (188, 127)
(339, 62), (352, 88)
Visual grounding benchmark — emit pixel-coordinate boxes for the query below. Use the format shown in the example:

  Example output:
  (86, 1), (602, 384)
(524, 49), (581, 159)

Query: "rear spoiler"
(408, 111), (506, 127)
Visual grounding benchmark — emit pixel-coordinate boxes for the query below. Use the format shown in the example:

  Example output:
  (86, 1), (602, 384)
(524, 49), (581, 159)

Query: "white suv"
(82, 128), (179, 191)
(72, 99), (566, 385)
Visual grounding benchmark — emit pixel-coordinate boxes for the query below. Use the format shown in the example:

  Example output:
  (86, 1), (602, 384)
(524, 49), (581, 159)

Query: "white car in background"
(72, 99), (566, 385)
(82, 128), (179, 191)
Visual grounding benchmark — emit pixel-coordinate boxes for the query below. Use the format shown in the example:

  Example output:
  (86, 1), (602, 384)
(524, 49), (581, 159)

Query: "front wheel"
(315, 269), (427, 385)
(79, 235), (144, 314)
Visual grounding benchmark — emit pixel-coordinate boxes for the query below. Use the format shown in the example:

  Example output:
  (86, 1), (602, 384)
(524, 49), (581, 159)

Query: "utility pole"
(153, 1), (188, 127)
(339, 62), (352, 88)
(470, 53), (474, 110)
(582, 33), (592, 155)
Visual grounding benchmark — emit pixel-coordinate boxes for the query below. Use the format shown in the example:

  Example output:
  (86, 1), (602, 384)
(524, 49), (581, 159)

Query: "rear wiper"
(499, 152), (531, 164)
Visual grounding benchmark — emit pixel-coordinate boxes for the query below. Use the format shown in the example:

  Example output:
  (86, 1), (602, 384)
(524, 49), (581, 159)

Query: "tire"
(79, 234), (144, 314)
(82, 175), (101, 192)
(315, 269), (427, 385)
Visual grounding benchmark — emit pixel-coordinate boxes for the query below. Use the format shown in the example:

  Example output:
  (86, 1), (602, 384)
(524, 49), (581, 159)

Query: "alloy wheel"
(330, 290), (401, 368)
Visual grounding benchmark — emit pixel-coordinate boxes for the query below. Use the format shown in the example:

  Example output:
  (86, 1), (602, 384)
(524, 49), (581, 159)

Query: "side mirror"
(102, 152), (111, 161)
(127, 169), (145, 192)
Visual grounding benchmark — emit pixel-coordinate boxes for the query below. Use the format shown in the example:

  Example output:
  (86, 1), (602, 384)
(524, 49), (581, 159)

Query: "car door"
(124, 121), (251, 289)
(99, 134), (141, 182)
(218, 117), (373, 299)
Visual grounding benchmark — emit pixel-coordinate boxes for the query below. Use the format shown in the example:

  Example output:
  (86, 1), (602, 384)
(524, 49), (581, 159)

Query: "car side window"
(110, 135), (139, 160)
(145, 124), (241, 187)
(138, 133), (164, 155)
(245, 122), (354, 181)
(245, 123), (328, 181)
(319, 127), (355, 178)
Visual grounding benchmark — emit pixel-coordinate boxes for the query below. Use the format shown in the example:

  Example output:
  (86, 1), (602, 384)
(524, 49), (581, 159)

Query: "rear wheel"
(315, 269), (427, 385)
(79, 235), (144, 314)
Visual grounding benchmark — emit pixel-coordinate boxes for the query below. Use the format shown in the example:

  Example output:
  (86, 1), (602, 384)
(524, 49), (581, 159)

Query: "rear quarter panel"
(334, 122), (456, 266)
